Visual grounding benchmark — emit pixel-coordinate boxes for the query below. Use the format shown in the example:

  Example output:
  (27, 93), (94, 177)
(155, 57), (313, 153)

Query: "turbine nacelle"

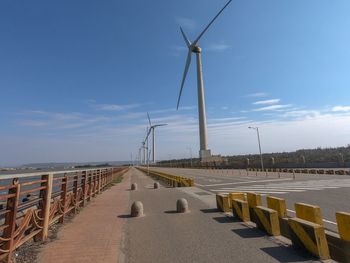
(191, 45), (201, 53)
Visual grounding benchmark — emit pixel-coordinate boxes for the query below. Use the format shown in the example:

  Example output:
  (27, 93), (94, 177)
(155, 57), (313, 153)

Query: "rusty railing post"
(102, 170), (105, 189)
(94, 171), (98, 195)
(38, 173), (53, 241)
(3, 178), (20, 263)
(59, 175), (68, 223)
(91, 171), (96, 198)
(81, 171), (87, 207)
(94, 170), (98, 195)
(73, 173), (78, 213)
(108, 169), (112, 185)
(97, 169), (101, 194)
(87, 172), (92, 202)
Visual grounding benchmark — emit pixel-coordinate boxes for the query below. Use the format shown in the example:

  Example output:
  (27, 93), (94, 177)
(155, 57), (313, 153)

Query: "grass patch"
(106, 175), (124, 188)
(112, 175), (124, 184)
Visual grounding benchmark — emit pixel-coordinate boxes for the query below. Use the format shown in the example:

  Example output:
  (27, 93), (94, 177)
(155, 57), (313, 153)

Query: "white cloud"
(205, 43), (230, 52)
(179, 106), (196, 111)
(332, 106), (350, 112)
(172, 45), (187, 52)
(245, 92), (267, 98)
(209, 117), (246, 122)
(281, 110), (321, 119)
(8, 103), (350, 165)
(175, 17), (196, 31)
(253, 99), (280, 105)
(150, 106), (195, 115)
(252, 104), (292, 112)
(94, 103), (141, 111)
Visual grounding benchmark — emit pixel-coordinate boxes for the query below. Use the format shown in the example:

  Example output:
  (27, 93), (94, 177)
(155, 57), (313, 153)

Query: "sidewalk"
(37, 170), (131, 263)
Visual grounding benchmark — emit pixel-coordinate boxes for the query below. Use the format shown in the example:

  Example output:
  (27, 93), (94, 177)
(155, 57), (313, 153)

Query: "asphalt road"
(122, 168), (315, 263)
(148, 167), (350, 232)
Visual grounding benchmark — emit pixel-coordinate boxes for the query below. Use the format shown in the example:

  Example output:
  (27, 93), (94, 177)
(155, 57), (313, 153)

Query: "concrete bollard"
(131, 201), (144, 217)
(176, 198), (189, 213)
(154, 182), (160, 189)
(131, 183), (137, 191)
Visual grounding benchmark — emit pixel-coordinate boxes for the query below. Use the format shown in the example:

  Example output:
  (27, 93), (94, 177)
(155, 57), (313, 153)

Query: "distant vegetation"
(74, 163), (111, 168)
(157, 145), (350, 169)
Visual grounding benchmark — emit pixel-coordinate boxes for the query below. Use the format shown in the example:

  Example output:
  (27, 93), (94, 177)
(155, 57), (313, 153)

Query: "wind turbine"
(142, 127), (149, 165)
(141, 141), (146, 164)
(176, 0), (232, 161)
(146, 112), (167, 163)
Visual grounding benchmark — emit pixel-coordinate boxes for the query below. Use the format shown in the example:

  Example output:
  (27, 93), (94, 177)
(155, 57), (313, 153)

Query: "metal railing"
(0, 167), (128, 262)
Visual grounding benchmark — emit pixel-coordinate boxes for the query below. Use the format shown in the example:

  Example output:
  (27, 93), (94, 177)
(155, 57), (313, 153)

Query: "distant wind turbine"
(146, 112), (167, 163)
(141, 127), (149, 165)
(176, 0), (232, 160)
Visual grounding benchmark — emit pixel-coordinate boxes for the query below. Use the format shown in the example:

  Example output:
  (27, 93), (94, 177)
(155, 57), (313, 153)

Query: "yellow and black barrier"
(216, 193), (230, 213)
(288, 217), (330, 260)
(266, 196), (287, 218)
(326, 212), (350, 262)
(247, 192), (262, 208)
(137, 167), (194, 187)
(295, 203), (323, 226)
(232, 199), (250, 222)
(247, 192), (262, 224)
(267, 196), (290, 237)
(254, 206), (280, 236)
(336, 212), (350, 241)
(229, 192), (245, 208)
(231, 192), (350, 261)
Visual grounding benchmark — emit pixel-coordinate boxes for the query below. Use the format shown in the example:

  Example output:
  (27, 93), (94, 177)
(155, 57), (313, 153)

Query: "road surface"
(149, 167), (350, 232)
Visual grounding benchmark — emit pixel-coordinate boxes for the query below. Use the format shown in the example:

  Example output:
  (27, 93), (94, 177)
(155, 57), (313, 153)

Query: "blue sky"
(1, 0), (350, 166)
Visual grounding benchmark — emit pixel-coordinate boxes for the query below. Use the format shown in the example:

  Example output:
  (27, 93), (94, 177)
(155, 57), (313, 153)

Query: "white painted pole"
(256, 128), (264, 171)
(152, 128), (155, 163)
(195, 48), (210, 160)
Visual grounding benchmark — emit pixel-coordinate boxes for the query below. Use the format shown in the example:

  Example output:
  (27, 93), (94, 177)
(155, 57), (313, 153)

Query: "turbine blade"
(154, 124), (168, 128)
(177, 49), (192, 110)
(192, 0), (232, 46)
(146, 127), (152, 140)
(180, 27), (191, 47)
(147, 112), (152, 126)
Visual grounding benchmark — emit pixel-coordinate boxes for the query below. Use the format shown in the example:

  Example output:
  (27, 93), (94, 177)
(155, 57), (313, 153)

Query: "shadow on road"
(213, 216), (241, 223)
(118, 214), (132, 219)
(260, 246), (315, 262)
(231, 228), (266, 238)
(164, 210), (178, 214)
(200, 208), (220, 213)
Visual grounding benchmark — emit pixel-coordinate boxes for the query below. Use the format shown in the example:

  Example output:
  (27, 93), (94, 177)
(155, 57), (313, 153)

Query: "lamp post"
(248, 126), (264, 170)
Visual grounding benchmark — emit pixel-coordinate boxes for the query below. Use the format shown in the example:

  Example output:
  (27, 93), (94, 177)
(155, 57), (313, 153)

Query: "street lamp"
(248, 126), (264, 170)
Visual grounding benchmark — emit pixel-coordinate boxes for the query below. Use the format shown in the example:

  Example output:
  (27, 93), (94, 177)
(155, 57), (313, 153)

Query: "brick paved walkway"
(37, 170), (131, 263)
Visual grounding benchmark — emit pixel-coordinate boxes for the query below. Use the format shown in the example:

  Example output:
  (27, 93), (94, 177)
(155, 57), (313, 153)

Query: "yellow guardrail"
(227, 191), (350, 261)
(137, 167), (194, 187)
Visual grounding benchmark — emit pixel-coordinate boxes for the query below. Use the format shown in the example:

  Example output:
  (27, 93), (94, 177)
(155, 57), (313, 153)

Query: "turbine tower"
(141, 127), (148, 165)
(146, 112), (167, 163)
(176, 0), (232, 161)
(141, 141), (146, 164)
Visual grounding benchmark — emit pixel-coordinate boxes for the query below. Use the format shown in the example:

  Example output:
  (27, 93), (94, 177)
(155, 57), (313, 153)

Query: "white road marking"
(213, 190), (288, 194)
(211, 179), (350, 195)
(220, 188), (305, 193)
(200, 178), (293, 187)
